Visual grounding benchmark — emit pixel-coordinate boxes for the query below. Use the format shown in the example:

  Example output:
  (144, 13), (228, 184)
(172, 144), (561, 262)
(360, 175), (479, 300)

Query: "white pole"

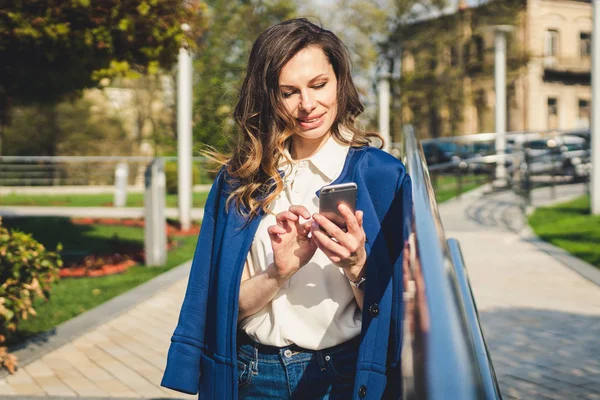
(592, 0), (600, 215)
(494, 26), (512, 184)
(378, 73), (391, 153)
(177, 46), (193, 231)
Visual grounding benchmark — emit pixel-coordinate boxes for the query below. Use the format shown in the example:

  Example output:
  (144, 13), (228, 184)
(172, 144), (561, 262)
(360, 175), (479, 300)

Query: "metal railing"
(0, 155), (212, 189)
(400, 125), (501, 399)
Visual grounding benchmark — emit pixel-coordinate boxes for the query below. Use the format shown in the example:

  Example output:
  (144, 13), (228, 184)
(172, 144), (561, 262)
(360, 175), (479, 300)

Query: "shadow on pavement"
(480, 307), (600, 400)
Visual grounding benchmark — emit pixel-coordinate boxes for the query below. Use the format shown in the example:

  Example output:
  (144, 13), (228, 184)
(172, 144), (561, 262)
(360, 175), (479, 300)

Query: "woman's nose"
(299, 91), (316, 112)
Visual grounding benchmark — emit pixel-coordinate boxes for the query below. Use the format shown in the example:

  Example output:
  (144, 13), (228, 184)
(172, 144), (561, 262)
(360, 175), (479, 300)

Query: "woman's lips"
(297, 113), (325, 130)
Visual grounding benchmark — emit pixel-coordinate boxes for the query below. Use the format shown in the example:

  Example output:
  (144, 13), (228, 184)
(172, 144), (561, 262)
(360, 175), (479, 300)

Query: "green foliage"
(3, 95), (131, 157)
(529, 195), (600, 269)
(0, 0), (207, 110)
(192, 0), (296, 152)
(164, 162), (204, 194)
(0, 218), (62, 372)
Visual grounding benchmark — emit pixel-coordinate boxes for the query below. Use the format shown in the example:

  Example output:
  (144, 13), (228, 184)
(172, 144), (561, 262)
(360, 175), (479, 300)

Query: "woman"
(161, 18), (412, 400)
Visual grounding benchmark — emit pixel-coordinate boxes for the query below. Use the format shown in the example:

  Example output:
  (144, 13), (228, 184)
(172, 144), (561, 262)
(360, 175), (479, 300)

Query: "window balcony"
(542, 56), (591, 84)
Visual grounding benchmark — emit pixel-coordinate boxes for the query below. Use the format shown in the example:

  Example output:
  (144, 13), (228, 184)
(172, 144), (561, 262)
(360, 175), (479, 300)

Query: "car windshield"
(438, 142), (458, 153)
(564, 143), (585, 151)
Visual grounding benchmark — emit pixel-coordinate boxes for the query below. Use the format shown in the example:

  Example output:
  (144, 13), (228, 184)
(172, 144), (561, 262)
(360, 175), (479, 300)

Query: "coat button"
(358, 384), (367, 398)
(369, 303), (380, 317)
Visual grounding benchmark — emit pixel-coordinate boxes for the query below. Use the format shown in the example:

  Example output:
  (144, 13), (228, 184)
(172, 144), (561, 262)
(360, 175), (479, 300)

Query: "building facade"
(391, 0), (592, 139)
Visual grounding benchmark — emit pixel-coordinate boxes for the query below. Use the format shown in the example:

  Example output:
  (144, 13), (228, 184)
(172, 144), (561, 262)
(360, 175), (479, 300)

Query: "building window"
(547, 97), (558, 129)
(580, 32), (592, 58)
(578, 99), (590, 128)
(544, 29), (559, 65)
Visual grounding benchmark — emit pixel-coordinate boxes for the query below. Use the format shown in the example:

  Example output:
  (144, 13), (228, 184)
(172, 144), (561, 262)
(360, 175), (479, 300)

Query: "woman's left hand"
(310, 204), (366, 282)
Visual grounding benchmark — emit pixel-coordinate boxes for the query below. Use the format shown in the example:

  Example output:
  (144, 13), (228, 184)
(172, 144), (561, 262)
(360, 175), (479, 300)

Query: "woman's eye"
(313, 82), (327, 89)
(281, 91), (294, 98)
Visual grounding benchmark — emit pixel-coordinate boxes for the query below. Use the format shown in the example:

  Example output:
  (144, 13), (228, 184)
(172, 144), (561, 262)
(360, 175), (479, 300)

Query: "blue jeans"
(237, 333), (360, 399)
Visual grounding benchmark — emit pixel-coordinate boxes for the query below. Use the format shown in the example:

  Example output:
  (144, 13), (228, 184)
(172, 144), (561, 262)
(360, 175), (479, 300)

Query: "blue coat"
(161, 145), (413, 400)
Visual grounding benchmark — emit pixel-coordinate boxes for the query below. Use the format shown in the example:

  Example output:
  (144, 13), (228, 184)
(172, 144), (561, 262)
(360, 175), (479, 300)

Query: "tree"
(0, 0), (207, 154)
(296, 0), (449, 131)
(192, 0), (296, 152)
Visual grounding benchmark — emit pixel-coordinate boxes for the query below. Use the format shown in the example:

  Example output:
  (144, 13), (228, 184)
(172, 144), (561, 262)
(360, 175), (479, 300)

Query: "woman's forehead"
(278, 46), (334, 85)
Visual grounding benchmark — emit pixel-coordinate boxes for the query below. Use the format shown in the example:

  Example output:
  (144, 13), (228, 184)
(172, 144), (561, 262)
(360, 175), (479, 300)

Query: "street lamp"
(492, 25), (514, 187)
(592, 0), (600, 214)
(177, 23), (193, 231)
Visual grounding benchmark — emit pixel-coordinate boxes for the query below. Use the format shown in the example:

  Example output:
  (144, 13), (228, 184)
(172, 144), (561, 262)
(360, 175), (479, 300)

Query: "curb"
(519, 225), (600, 287)
(0, 260), (193, 380)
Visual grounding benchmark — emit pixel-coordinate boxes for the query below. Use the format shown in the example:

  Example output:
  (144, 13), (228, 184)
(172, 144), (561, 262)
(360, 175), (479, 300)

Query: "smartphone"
(319, 182), (357, 229)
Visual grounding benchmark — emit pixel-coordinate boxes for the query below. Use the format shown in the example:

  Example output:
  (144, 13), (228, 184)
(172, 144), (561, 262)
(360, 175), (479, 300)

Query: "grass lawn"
(0, 191), (209, 208)
(2, 217), (197, 345)
(432, 173), (489, 203)
(529, 195), (600, 269)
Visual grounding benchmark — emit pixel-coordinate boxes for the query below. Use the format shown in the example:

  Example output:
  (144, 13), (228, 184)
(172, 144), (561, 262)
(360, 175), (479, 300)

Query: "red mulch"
(70, 217), (201, 236)
(60, 217), (200, 278)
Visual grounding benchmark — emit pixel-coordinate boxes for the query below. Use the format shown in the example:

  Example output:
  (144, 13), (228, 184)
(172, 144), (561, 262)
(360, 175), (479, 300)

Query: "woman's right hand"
(267, 205), (317, 282)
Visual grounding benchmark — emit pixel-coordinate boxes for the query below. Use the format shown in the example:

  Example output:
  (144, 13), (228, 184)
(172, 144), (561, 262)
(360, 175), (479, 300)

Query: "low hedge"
(0, 218), (62, 373)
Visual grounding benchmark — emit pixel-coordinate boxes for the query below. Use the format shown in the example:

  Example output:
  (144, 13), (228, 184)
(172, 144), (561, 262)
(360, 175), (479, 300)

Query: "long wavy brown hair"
(213, 18), (382, 218)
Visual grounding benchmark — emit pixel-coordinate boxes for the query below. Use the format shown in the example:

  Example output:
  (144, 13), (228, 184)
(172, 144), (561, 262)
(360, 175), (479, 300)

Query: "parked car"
(422, 141), (463, 166)
(519, 135), (590, 180)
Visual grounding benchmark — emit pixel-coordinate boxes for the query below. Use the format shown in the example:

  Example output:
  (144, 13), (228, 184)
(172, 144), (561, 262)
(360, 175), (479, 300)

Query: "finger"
(276, 210), (298, 225)
(267, 224), (287, 236)
(299, 220), (313, 236)
(311, 228), (343, 263)
(356, 210), (364, 229)
(288, 205), (311, 220)
(313, 213), (358, 251)
(311, 221), (352, 260)
(312, 213), (344, 239)
(338, 204), (360, 234)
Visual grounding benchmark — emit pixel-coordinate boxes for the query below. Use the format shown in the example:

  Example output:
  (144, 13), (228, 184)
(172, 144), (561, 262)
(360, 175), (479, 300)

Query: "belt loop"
(316, 350), (326, 371)
(252, 343), (259, 374)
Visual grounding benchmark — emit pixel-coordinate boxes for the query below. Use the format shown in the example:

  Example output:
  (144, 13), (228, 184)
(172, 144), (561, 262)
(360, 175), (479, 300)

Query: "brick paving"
(0, 183), (598, 399)
(0, 281), (195, 399)
(440, 184), (600, 400)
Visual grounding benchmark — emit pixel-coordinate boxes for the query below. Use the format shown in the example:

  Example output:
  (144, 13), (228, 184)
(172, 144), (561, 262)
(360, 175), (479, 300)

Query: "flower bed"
(59, 218), (200, 278)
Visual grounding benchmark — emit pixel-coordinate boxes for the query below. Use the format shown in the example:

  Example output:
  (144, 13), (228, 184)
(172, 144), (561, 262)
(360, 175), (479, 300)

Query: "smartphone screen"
(319, 182), (357, 229)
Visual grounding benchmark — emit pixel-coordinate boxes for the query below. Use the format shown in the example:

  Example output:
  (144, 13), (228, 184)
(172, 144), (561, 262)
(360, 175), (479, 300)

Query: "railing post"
(523, 149), (532, 207)
(144, 158), (167, 266)
(114, 162), (129, 207)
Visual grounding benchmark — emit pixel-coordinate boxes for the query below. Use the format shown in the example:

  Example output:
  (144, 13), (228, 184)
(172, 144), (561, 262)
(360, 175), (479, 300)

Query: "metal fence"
(393, 127), (591, 204)
(0, 156), (213, 189)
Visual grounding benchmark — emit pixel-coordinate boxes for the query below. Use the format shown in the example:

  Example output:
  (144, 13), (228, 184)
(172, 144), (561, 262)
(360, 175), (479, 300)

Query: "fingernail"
(313, 213), (321, 220)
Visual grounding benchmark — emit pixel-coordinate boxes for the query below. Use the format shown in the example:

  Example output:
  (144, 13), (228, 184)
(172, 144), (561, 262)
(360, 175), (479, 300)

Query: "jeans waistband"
(237, 331), (360, 355)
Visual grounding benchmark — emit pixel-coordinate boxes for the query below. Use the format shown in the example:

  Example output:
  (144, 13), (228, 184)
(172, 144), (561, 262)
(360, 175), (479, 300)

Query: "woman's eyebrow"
(279, 74), (329, 88)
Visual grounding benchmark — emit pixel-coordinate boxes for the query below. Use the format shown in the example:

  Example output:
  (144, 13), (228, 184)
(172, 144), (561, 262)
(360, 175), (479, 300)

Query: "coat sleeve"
(161, 173), (223, 394)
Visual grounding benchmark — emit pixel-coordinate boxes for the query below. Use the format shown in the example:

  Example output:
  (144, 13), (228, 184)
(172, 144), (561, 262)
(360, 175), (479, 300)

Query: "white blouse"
(239, 135), (362, 350)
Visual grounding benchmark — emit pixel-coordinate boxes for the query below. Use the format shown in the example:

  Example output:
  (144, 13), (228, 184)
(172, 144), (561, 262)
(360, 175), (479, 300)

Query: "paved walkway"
(0, 183), (598, 399)
(440, 184), (600, 400)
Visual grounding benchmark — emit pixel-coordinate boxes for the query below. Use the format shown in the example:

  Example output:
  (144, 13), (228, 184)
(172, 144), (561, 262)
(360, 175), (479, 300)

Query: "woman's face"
(278, 46), (338, 143)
